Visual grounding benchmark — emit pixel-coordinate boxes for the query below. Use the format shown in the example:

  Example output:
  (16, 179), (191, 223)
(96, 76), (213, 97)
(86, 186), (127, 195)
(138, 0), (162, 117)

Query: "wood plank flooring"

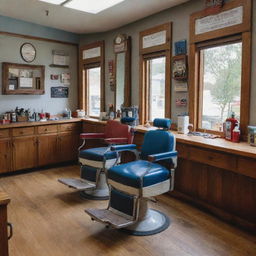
(0, 165), (255, 256)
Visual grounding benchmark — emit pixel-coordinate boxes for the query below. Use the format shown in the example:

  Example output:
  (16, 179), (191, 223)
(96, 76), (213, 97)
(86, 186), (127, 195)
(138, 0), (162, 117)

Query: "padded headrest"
(153, 118), (171, 129)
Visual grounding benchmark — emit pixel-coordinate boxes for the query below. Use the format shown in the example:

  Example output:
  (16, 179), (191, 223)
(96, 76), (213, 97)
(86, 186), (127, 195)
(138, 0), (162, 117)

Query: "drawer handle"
(44, 128), (48, 131)
(20, 131), (24, 134)
(7, 222), (13, 240)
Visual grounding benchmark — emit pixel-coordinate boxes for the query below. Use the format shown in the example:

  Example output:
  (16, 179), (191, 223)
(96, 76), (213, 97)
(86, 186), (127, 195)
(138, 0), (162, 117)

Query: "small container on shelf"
(248, 126), (256, 146)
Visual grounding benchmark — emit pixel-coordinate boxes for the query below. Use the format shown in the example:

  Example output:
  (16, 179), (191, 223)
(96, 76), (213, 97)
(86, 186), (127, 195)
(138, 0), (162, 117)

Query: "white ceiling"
(0, 0), (190, 34)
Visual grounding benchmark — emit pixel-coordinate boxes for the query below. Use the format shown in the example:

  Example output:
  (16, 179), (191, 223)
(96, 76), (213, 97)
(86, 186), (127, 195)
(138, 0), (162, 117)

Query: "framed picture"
(172, 55), (188, 81)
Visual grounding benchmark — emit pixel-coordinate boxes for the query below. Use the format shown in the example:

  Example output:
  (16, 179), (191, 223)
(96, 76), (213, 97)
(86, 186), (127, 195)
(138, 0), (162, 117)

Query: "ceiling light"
(64, 0), (125, 14)
(38, 0), (66, 5)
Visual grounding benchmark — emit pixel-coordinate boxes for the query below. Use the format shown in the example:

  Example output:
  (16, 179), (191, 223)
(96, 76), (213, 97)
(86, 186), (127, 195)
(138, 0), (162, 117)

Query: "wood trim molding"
(139, 23), (172, 55)
(190, 0), (252, 44)
(0, 31), (78, 46)
(79, 41), (105, 114)
(139, 22), (172, 124)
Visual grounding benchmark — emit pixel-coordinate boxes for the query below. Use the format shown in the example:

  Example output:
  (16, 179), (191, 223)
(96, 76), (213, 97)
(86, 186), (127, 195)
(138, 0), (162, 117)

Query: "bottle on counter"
(232, 124), (240, 143)
(223, 112), (238, 141)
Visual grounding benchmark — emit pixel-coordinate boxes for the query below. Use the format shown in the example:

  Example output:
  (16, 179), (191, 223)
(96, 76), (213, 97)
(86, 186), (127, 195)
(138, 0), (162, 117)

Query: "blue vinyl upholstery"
(108, 160), (170, 188)
(79, 147), (118, 161)
(153, 118), (171, 129)
(140, 130), (175, 160)
(81, 165), (97, 182)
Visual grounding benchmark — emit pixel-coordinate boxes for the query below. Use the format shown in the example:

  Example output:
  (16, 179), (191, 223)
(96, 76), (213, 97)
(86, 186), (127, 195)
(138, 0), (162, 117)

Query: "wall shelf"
(49, 64), (69, 68)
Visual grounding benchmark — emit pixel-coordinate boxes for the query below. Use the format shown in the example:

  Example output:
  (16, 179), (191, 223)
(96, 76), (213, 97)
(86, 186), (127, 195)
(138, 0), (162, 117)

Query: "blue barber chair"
(85, 118), (177, 235)
(59, 120), (134, 200)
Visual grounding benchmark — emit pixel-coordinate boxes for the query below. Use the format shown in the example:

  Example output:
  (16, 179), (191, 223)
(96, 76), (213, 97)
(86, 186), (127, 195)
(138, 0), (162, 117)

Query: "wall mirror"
(113, 34), (131, 111)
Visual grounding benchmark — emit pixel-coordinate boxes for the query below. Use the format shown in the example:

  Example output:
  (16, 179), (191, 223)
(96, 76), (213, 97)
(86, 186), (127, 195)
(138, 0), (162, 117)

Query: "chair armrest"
(110, 144), (137, 152)
(104, 138), (128, 144)
(80, 133), (105, 139)
(148, 151), (178, 162)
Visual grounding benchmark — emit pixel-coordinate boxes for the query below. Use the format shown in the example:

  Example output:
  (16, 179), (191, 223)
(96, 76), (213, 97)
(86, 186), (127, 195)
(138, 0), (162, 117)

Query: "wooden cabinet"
(2, 62), (45, 95)
(58, 132), (79, 163)
(0, 140), (11, 174)
(0, 120), (81, 173)
(0, 192), (11, 256)
(38, 134), (58, 166)
(12, 136), (37, 171)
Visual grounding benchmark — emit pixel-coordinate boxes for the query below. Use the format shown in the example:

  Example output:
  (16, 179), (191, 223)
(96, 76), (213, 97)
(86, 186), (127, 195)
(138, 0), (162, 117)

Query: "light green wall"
(80, 0), (256, 125)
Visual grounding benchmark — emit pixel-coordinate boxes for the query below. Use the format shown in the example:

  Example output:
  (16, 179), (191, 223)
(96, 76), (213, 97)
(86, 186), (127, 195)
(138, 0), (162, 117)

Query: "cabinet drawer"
(13, 127), (35, 137)
(0, 129), (10, 139)
(38, 125), (58, 134)
(189, 146), (236, 171)
(60, 123), (80, 132)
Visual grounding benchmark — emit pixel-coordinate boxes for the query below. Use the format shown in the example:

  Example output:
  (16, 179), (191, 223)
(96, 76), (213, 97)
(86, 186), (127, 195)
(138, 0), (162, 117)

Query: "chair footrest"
(58, 178), (96, 191)
(85, 208), (135, 229)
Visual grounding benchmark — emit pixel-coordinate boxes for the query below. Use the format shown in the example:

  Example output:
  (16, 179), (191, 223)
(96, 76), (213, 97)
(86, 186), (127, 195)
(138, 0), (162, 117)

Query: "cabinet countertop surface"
(1, 118), (255, 159)
(82, 119), (256, 159)
(0, 118), (82, 129)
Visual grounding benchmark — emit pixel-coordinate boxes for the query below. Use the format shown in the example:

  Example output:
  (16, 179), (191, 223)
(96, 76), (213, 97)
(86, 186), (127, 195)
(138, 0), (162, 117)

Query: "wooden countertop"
(0, 118), (82, 129)
(135, 125), (256, 159)
(82, 120), (256, 159)
(0, 192), (10, 206)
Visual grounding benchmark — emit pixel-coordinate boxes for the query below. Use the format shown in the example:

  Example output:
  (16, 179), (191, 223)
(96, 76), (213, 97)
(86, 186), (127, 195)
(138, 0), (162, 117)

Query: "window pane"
(200, 42), (242, 131)
(148, 56), (166, 121)
(88, 67), (101, 117)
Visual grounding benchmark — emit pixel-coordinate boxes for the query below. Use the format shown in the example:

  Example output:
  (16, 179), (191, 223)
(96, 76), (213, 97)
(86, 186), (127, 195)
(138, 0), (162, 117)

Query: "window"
(146, 56), (166, 121)
(139, 23), (172, 124)
(87, 67), (101, 117)
(198, 41), (242, 132)
(79, 41), (105, 117)
(189, 0), (251, 136)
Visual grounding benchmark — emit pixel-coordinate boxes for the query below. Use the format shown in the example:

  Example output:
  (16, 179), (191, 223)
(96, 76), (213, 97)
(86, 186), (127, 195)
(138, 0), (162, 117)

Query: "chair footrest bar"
(58, 178), (96, 191)
(85, 208), (135, 229)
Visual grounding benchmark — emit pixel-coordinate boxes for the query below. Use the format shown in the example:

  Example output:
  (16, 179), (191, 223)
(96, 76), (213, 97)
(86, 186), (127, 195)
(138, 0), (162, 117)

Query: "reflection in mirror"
(115, 52), (125, 111)
(114, 34), (131, 112)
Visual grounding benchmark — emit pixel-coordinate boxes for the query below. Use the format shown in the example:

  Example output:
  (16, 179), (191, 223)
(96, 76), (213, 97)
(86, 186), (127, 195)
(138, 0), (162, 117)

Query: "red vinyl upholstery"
(80, 120), (134, 145)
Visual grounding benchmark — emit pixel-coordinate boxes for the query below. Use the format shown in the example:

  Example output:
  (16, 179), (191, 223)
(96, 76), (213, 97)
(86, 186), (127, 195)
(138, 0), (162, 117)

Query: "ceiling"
(0, 0), (190, 34)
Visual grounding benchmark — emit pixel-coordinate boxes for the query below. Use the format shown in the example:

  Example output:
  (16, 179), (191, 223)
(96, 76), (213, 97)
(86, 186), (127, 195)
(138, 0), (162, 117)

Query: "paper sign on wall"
(83, 47), (101, 59)
(195, 6), (243, 35)
(142, 31), (166, 49)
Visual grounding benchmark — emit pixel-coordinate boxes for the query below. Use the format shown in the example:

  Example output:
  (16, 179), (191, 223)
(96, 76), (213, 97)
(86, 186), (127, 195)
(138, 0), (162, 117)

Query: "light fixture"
(38, 0), (66, 5)
(64, 0), (125, 14)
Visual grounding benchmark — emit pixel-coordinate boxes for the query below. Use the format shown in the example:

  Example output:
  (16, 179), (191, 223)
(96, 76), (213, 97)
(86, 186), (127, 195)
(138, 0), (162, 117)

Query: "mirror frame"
(113, 34), (131, 111)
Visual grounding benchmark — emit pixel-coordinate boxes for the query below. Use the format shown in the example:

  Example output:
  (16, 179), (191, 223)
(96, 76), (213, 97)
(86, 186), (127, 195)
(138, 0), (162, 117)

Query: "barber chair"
(58, 120), (134, 200)
(85, 118), (177, 235)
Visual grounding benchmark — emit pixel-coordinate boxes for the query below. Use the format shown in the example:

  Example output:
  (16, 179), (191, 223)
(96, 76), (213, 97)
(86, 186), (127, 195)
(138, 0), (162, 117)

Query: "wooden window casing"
(79, 41), (105, 117)
(189, 0), (252, 137)
(139, 23), (172, 124)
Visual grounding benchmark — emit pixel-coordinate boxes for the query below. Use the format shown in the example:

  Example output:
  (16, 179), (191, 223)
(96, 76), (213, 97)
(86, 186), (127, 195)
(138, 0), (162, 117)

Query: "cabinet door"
(0, 140), (11, 174)
(58, 132), (79, 162)
(13, 136), (37, 171)
(38, 134), (58, 166)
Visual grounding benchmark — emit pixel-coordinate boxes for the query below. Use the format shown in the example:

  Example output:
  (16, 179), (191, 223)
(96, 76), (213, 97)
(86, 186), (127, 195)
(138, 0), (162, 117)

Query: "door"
(38, 134), (58, 166)
(0, 140), (11, 173)
(13, 136), (37, 171)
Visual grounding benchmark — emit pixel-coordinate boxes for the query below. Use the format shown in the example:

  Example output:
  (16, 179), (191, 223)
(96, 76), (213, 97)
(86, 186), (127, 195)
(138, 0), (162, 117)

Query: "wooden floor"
(0, 165), (255, 256)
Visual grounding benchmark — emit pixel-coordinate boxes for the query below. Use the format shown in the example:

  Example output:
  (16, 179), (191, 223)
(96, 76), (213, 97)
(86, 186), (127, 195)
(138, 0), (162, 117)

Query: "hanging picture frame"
(172, 55), (188, 81)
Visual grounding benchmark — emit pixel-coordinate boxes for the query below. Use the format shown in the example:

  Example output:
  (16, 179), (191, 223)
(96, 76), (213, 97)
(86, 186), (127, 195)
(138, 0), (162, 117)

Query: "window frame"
(79, 41), (105, 118)
(189, 0), (252, 138)
(139, 23), (172, 124)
